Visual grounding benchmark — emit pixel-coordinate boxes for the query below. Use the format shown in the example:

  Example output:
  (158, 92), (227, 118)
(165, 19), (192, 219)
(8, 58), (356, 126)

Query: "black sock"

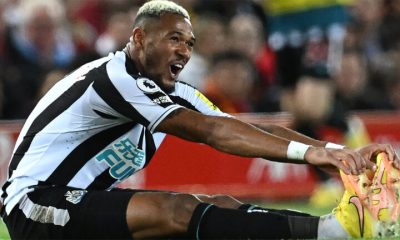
(239, 203), (313, 216)
(188, 203), (290, 239)
(238, 204), (319, 238)
(288, 215), (320, 239)
(187, 203), (214, 239)
(188, 203), (319, 239)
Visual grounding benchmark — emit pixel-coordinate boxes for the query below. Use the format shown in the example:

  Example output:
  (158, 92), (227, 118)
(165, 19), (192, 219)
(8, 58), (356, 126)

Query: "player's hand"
(304, 147), (374, 175)
(356, 143), (400, 169)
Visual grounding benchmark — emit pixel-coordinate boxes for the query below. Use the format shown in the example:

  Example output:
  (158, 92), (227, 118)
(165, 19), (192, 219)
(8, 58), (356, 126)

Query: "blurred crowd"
(0, 0), (399, 127)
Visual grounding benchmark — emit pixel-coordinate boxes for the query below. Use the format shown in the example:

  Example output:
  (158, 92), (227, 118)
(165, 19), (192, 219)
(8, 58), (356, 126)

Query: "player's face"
(140, 14), (195, 93)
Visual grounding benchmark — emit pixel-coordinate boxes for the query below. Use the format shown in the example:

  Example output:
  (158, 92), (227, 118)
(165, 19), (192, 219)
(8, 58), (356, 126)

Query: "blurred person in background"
(179, 0), (268, 91)
(178, 13), (228, 90)
(0, 0), (5, 59)
(383, 52), (400, 110)
(262, 0), (354, 208)
(1, 0), (75, 119)
(342, 0), (400, 111)
(95, 12), (134, 56)
(64, 0), (99, 53)
(0, 0), (7, 118)
(203, 51), (257, 113)
(228, 13), (278, 112)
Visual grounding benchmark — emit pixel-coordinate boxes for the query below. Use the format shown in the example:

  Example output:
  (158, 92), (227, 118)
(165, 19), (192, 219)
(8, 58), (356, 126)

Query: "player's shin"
(187, 203), (319, 239)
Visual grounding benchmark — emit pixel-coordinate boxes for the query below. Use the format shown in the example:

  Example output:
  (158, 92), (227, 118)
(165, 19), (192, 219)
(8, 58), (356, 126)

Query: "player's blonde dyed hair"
(135, 0), (190, 25)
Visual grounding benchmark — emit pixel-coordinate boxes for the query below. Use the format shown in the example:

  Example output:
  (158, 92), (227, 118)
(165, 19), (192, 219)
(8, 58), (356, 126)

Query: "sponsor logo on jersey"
(136, 78), (173, 107)
(151, 94), (173, 105)
(95, 138), (146, 180)
(136, 78), (161, 93)
(65, 190), (88, 204)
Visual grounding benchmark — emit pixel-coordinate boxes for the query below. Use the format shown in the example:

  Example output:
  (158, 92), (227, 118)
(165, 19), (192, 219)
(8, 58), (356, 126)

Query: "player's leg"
(126, 191), (201, 238)
(195, 193), (313, 216)
(2, 186), (137, 239)
(127, 191), (321, 239)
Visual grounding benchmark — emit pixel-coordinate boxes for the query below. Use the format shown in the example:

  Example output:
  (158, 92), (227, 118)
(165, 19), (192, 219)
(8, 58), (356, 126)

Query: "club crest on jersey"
(65, 190), (88, 204)
(136, 78), (160, 94)
(95, 138), (146, 181)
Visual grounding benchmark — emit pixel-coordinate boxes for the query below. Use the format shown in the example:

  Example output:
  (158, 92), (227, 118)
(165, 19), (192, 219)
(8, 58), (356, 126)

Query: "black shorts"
(2, 186), (141, 239)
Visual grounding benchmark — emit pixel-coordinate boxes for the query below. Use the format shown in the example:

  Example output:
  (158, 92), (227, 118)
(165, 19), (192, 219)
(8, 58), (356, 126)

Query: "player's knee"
(200, 194), (242, 208)
(127, 192), (202, 237)
(162, 193), (201, 233)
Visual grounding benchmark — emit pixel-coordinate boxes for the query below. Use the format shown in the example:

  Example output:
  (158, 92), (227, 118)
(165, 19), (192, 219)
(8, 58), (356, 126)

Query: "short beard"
(149, 75), (175, 94)
(160, 83), (175, 94)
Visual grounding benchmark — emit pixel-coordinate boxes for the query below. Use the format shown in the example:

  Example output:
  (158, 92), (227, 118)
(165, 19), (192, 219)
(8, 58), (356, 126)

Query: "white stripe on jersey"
(171, 81), (232, 118)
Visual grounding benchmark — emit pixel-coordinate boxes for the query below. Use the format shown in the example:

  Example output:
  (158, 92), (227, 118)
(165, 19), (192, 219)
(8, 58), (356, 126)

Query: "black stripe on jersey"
(143, 129), (156, 168)
(93, 109), (118, 119)
(169, 96), (198, 112)
(138, 128), (145, 149)
(45, 122), (136, 186)
(86, 170), (115, 190)
(0, 181), (11, 201)
(124, 53), (140, 77)
(8, 78), (94, 176)
(92, 64), (150, 126)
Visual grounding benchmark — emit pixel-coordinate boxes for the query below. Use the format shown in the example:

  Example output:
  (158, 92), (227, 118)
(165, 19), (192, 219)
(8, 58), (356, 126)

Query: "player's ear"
(132, 27), (145, 48)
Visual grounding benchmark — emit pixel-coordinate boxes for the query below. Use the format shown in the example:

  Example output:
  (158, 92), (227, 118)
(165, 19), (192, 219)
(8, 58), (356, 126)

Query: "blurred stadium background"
(1, 0), (400, 238)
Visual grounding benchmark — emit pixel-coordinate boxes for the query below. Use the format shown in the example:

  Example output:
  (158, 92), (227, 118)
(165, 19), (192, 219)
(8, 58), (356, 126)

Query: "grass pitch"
(0, 219), (9, 240)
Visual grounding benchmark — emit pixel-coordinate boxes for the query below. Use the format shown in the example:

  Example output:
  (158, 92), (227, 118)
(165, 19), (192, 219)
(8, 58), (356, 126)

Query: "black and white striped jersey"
(1, 50), (230, 214)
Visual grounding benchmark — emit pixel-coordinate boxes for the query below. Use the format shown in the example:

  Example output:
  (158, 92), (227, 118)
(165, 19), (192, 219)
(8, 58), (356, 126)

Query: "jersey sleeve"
(171, 81), (232, 118)
(89, 54), (182, 133)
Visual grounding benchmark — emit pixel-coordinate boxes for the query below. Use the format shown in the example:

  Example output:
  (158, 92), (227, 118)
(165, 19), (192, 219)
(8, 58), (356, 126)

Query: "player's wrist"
(325, 142), (345, 149)
(287, 141), (310, 161)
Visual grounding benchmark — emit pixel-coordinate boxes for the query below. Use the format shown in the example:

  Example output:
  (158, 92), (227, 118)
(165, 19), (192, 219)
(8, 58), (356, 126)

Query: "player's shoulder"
(173, 80), (199, 94)
(175, 80), (197, 89)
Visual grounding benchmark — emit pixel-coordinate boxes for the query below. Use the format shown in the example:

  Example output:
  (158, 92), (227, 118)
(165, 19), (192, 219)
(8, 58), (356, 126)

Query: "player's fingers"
(335, 159), (351, 175)
(386, 145), (400, 169)
(349, 151), (367, 171)
(364, 157), (376, 171)
(340, 154), (359, 175)
(382, 144), (395, 162)
(343, 150), (366, 174)
(384, 145), (400, 168)
(373, 144), (400, 169)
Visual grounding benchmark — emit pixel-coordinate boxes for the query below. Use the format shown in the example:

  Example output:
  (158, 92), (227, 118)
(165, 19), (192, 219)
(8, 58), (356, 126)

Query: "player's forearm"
(158, 109), (307, 163)
(203, 117), (296, 162)
(252, 123), (327, 147)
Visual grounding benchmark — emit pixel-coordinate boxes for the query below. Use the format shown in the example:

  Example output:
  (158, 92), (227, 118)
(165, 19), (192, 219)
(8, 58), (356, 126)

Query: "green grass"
(0, 219), (9, 240)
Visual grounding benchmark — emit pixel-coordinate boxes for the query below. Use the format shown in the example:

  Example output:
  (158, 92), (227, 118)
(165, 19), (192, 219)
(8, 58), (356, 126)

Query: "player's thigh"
(3, 186), (137, 239)
(126, 191), (202, 238)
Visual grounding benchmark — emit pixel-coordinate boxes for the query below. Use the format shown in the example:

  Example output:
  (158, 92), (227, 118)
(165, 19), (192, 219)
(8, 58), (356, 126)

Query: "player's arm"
(250, 123), (328, 147)
(156, 108), (372, 175)
(252, 122), (400, 169)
